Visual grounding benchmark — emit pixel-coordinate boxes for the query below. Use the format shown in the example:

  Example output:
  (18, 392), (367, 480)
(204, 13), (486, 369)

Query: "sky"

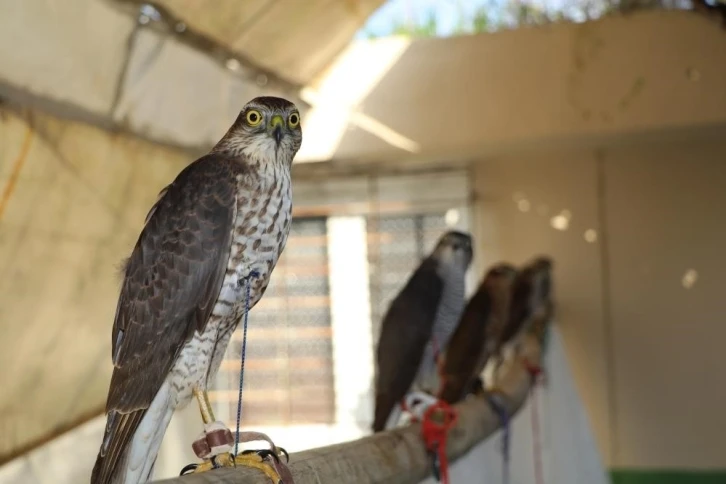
(355, 0), (496, 38)
(354, 0), (604, 38)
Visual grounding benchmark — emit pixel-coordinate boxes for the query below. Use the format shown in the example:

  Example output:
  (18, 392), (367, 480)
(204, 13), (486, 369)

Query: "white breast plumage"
(167, 169), (292, 408)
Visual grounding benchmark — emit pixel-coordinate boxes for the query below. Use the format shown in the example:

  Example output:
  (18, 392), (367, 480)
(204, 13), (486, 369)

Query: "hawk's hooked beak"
(270, 115), (284, 146)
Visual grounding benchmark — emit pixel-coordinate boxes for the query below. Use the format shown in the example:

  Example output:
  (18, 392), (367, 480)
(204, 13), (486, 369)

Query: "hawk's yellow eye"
(288, 112), (300, 128)
(246, 110), (262, 126)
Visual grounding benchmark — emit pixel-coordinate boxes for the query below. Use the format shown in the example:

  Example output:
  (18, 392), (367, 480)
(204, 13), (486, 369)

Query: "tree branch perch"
(156, 323), (548, 484)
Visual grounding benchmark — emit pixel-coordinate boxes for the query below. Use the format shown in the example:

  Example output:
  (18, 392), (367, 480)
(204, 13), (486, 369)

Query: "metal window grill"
(367, 212), (451, 343)
(211, 170), (470, 430)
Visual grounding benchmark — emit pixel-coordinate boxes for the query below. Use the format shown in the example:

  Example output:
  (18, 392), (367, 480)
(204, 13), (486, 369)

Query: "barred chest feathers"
(221, 168), (293, 318)
(166, 167), (292, 408)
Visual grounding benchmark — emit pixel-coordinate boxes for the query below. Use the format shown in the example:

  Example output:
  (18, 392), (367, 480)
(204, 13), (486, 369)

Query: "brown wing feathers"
(373, 257), (444, 432)
(91, 155), (240, 484)
(437, 284), (493, 404)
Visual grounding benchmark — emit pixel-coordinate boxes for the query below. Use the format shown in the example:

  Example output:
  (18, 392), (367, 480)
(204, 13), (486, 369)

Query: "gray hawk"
(372, 230), (473, 432)
(91, 97), (302, 484)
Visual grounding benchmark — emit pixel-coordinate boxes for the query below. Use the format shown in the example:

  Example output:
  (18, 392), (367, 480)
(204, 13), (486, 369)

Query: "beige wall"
(604, 140), (726, 469)
(472, 148), (611, 462)
(471, 129), (726, 469)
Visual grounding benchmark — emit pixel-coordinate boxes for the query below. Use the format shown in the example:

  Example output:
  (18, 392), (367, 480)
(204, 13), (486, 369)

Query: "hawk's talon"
(231, 452), (284, 483)
(183, 451), (286, 483)
(241, 448), (277, 462)
(186, 401), (291, 482)
(179, 463), (198, 476)
(211, 454), (225, 469)
(278, 447), (290, 463)
(240, 446), (289, 463)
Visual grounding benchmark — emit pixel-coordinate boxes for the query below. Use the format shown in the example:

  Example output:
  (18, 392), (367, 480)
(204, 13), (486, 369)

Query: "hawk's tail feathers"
(91, 382), (173, 484)
(91, 410), (145, 484)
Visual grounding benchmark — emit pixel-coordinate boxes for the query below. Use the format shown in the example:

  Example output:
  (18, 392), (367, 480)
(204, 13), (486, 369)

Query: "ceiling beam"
(108, 0), (309, 109)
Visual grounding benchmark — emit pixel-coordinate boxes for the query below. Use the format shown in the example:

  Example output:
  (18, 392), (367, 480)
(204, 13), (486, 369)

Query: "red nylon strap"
(422, 401), (458, 484)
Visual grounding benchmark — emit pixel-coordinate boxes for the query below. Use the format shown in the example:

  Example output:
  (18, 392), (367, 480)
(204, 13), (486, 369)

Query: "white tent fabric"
(0, 0), (383, 462)
(150, 0), (383, 85)
(0, 109), (190, 464)
(0, 0), (384, 152)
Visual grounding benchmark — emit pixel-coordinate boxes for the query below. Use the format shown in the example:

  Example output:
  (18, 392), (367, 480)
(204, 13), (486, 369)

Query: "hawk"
(412, 231), (473, 395)
(372, 231), (473, 432)
(490, 256), (554, 377)
(91, 97), (303, 484)
(437, 263), (518, 404)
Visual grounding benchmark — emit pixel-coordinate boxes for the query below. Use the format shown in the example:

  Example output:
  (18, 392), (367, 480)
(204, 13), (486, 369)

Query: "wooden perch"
(156, 324), (547, 484)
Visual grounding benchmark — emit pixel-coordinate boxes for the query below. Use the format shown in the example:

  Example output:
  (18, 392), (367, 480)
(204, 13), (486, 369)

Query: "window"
(210, 170), (471, 435)
(367, 212), (452, 340)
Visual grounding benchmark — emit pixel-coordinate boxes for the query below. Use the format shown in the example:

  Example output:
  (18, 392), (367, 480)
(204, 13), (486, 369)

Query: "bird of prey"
(490, 256), (554, 375)
(412, 231), (474, 395)
(372, 231), (473, 432)
(437, 263), (518, 404)
(91, 97), (303, 484)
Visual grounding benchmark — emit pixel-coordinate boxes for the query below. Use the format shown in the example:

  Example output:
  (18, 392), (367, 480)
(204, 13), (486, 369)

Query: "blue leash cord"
(234, 270), (259, 456)
(486, 392), (511, 484)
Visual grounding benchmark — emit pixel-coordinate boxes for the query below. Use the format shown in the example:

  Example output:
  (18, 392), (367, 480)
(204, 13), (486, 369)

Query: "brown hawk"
(490, 256), (554, 377)
(91, 97), (302, 484)
(437, 263), (518, 404)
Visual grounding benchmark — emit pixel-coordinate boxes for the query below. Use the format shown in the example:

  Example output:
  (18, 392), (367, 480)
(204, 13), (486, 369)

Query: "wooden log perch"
(156, 322), (548, 484)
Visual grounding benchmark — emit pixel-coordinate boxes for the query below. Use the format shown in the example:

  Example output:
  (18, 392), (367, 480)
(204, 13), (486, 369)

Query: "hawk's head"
(216, 96), (303, 167)
(527, 256), (553, 312)
(485, 263), (518, 286)
(483, 262), (518, 310)
(432, 230), (474, 275)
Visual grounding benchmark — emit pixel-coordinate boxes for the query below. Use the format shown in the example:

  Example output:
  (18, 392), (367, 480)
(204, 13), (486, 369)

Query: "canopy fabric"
(0, 0), (384, 463)
(152, 0), (384, 85)
(0, 0), (384, 152)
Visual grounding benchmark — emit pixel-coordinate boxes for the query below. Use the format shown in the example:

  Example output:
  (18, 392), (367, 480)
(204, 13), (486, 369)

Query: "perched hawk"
(412, 231), (473, 395)
(372, 231), (473, 432)
(437, 263), (518, 404)
(490, 256), (554, 375)
(91, 97), (302, 484)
